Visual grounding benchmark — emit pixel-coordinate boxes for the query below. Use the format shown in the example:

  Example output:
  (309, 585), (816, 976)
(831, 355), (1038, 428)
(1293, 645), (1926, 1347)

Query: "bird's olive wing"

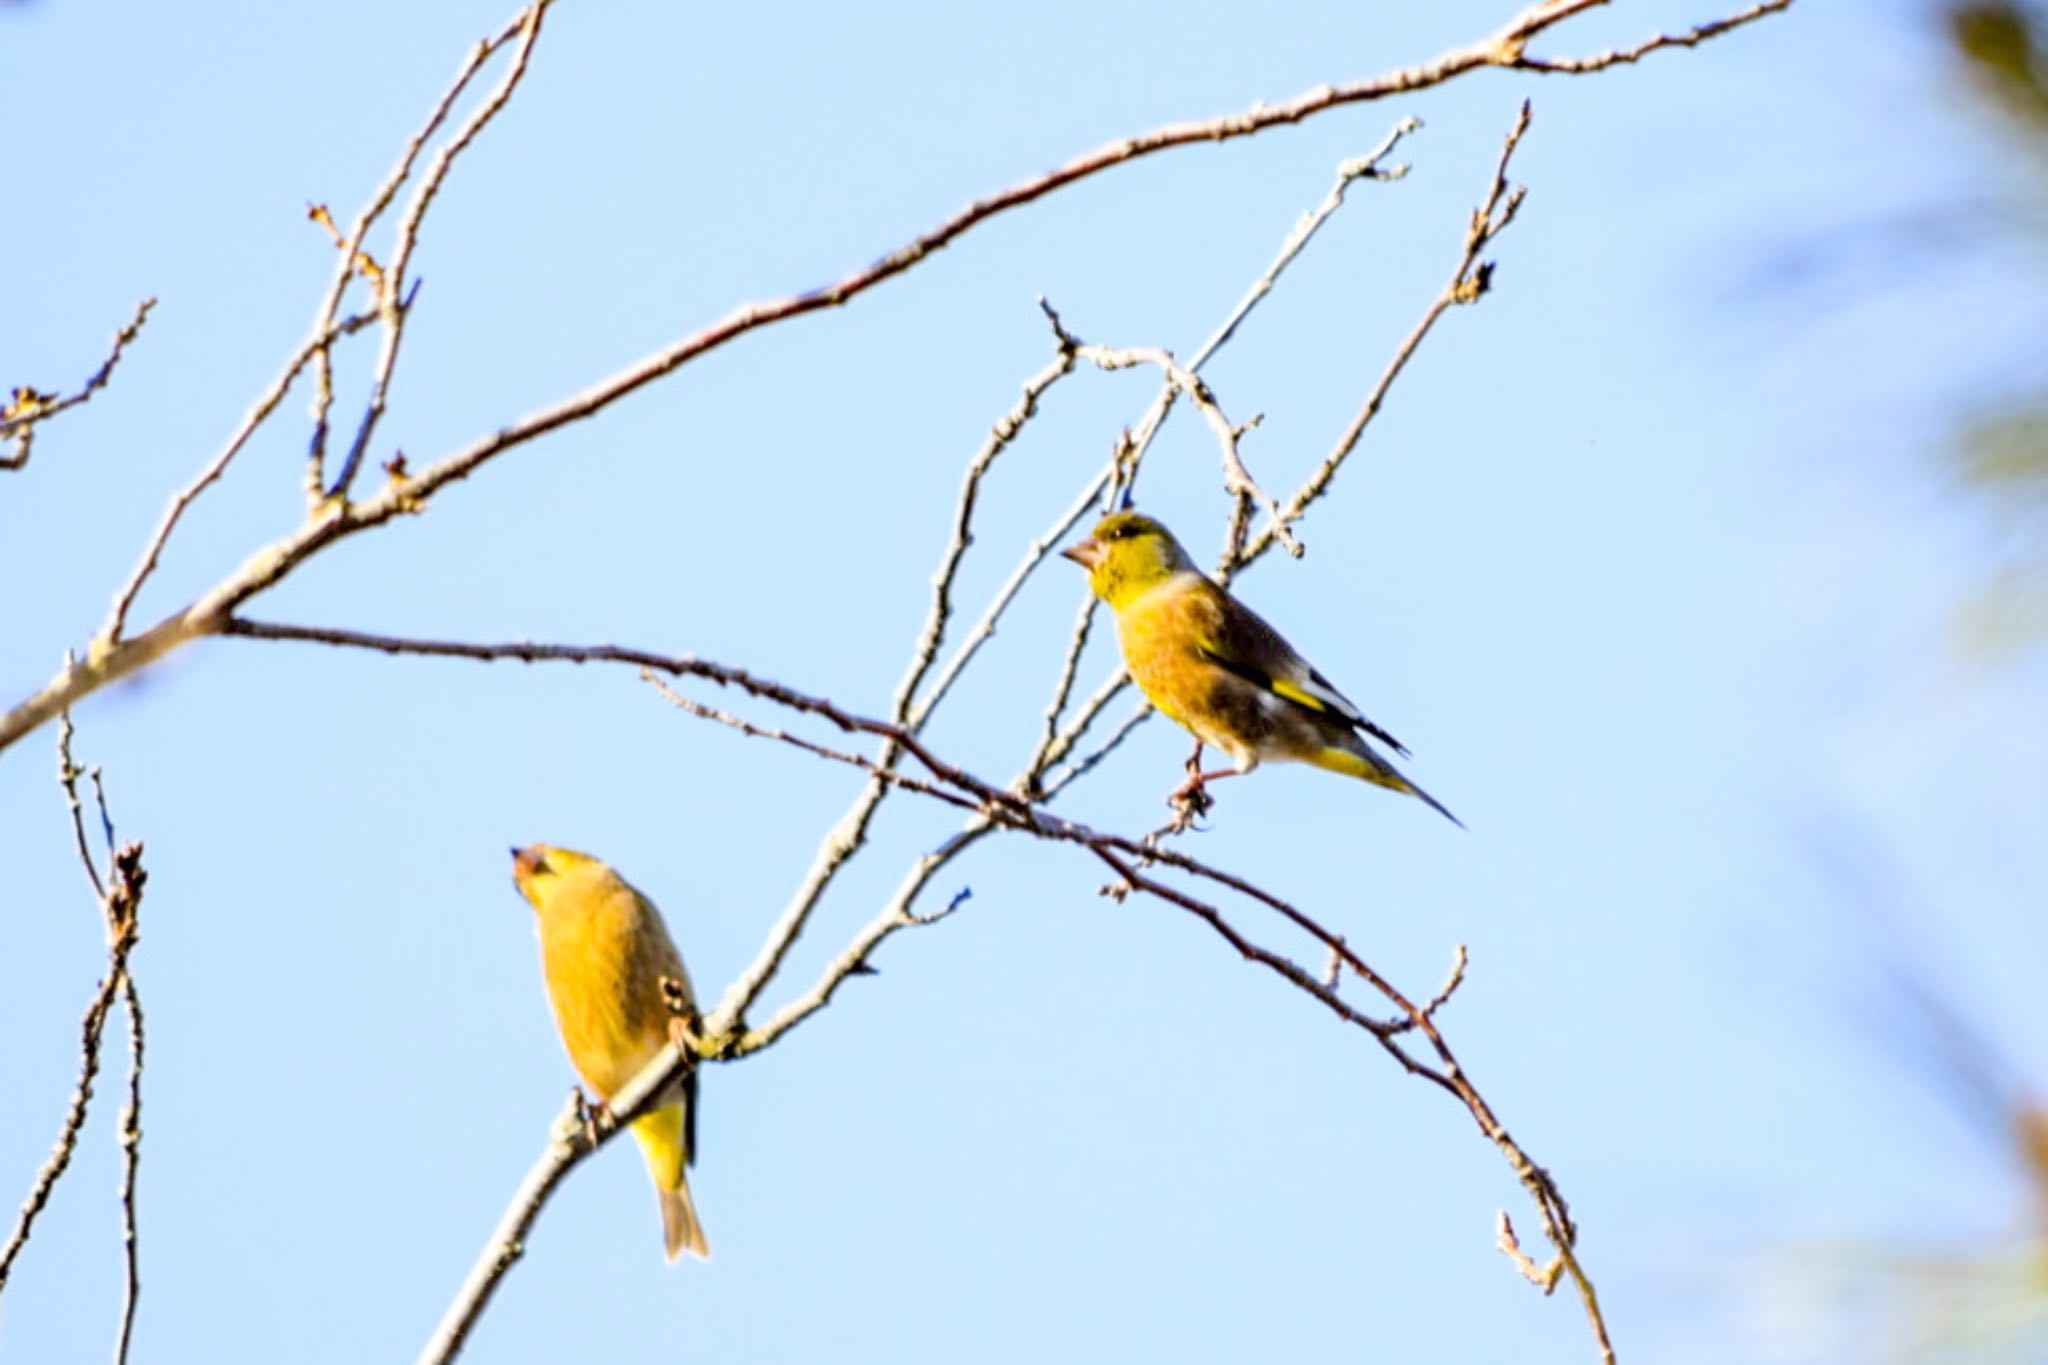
(1197, 588), (1411, 757)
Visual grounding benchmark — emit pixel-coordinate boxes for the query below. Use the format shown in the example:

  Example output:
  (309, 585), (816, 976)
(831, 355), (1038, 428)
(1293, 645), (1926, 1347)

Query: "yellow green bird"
(1062, 511), (1459, 826)
(511, 844), (710, 1262)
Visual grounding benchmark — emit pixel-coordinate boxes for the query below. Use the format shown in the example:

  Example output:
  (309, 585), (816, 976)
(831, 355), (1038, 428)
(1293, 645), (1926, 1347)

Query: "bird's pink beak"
(1061, 539), (1103, 569)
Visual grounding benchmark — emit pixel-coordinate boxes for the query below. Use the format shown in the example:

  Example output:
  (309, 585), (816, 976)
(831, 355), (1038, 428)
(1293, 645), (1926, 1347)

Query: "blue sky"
(3, 2), (2043, 1362)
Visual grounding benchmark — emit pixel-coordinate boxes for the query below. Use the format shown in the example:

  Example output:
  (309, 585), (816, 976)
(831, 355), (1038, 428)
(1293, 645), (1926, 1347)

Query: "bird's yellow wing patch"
(1268, 674), (1339, 716)
(1199, 596), (1411, 757)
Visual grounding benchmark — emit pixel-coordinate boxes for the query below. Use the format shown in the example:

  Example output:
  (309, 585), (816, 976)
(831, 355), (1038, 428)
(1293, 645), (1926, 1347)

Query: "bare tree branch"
(1059, 325), (1300, 559)
(4, 7), (1791, 1362)
(908, 113), (1422, 755)
(697, 107), (1426, 1042)
(55, 705), (105, 901)
(1249, 98), (1535, 562)
(416, 1093), (594, 1365)
(1, 298), (156, 471)
(94, 306), (379, 650)
(1505, 0), (1792, 72)
(1032, 101), (1539, 798)
(113, 969), (143, 1365)
(1010, 120), (1427, 790)
(702, 329), (1082, 1037)
(10, 722), (149, 1352)
(304, 3), (548, 508)
(326, 0), (550, 504)
(0, 0), (1788, 764)
(0, 842), (147, 1298)
(219, 617), (1610, 1355)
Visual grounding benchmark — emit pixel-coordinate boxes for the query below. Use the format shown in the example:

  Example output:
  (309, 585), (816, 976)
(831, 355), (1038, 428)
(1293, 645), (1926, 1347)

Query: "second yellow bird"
(1062, 511), (1459, 825)
(511, 844), (710, 1262)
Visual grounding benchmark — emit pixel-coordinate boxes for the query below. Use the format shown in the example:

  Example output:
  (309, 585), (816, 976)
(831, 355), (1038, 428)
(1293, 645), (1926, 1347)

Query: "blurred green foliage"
(1943, 3), (2048, 657)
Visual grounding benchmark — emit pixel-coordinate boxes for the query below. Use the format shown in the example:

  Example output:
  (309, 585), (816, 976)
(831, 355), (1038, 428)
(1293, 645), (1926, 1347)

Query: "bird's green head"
(510, 843), (603, 911)
(1061, 512), (1196, 608)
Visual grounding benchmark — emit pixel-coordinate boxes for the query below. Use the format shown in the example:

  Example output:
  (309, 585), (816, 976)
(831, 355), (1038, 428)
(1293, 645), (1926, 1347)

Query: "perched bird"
(1061, 511), (1459, 825)
(510, 844), (710, 1262)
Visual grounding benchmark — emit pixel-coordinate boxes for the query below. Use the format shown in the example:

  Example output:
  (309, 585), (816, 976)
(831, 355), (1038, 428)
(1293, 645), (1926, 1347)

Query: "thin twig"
(35, 10), (1788, 1359)
(416, 1095), (601, 1365)
(1040, 699), (1151, 799)
(1025, 122), (1422, 752)
(329, 1), (550, 502)
(895, 339), (1080, 728)
(1497, 1210), (1564, 1290)
(1197, 118), (1423, 367)
(645, 676), (989, 823)
(361, 0), (1775, 537)
(1069, 338), (1298, 557)
(232, 616), (1615, 1360)
(1249, 100), (1533, 563)
(1, 1), (1784, 764)
(0, 843), (147, 1297)
(95, 308), (378, 650)
(670, 656), (1603, 1345)
(1025, 589), (1108, 794)
(1506, 0), (1792, 71)
(1426, 944), (1470, 1018)
(113, 971), (144, 1365)
(909, 453), (1118, 731)
(56, 704), (104, 899)
(705, 334), (1080, 1036)
(1030, 99), (1542, 789)
(1, 299), (156, 470)
(305, 2), (546, 508)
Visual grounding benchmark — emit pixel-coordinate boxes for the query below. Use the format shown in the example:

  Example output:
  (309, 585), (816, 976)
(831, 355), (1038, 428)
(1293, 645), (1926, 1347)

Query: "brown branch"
(1026, 587), (1110, 795)
(327, 0), (550, 504)
(306, 2), (547, 508)
(226, 616), (1610, 1359)
(1066, 335), (1299, 560)
(931, 127), (1376, 784)
(1426, 943), (1471, 1017)
(739, 824), (997, 1055)
(91, 306), (379, 652)
(909, 454), (1120, 733)
(0, 843), (147, 1298)
(374, 0), (1781, 538)
(0, 0), (1783, 768)
(1497, 1210), (1565, 1290)
(220, 616), (1420, 1017)
(112, 968), (144, 1365)
(701, 331), (1081, 1038)
(56, 706), (105, 900)
(1508, 0), (1792, 72)
(1026, 117), (1423, 753)
(1, 299), (156, 471)
(1040, 699), (1152, 799)
(416, 1093), (607, 1365)
(1034, 98), (1540, 789)
(895, 340), (1079, 728)
(18, 719), (148, 1353)
(1251, 99), (1532, 563)
(110, 9), (1790, 1356)
(241, 88), (1617, 1365)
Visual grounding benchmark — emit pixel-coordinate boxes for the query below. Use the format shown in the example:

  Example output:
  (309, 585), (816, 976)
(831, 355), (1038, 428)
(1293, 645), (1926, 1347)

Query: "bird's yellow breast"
(537, 875), (685, 1101)
(1114, 577), (1218, 730)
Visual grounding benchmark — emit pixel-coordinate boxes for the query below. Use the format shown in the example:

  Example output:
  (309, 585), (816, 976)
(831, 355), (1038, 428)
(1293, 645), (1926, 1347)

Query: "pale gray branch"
(1, 299), (156, 471)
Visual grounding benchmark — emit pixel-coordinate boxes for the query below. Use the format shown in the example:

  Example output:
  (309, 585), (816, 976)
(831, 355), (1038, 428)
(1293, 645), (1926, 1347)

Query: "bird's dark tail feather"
(1314, 743), (1464, 829)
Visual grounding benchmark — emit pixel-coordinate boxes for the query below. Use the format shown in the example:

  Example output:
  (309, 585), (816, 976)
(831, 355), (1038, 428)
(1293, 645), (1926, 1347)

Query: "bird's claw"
(1166, 776), (1214, 817)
